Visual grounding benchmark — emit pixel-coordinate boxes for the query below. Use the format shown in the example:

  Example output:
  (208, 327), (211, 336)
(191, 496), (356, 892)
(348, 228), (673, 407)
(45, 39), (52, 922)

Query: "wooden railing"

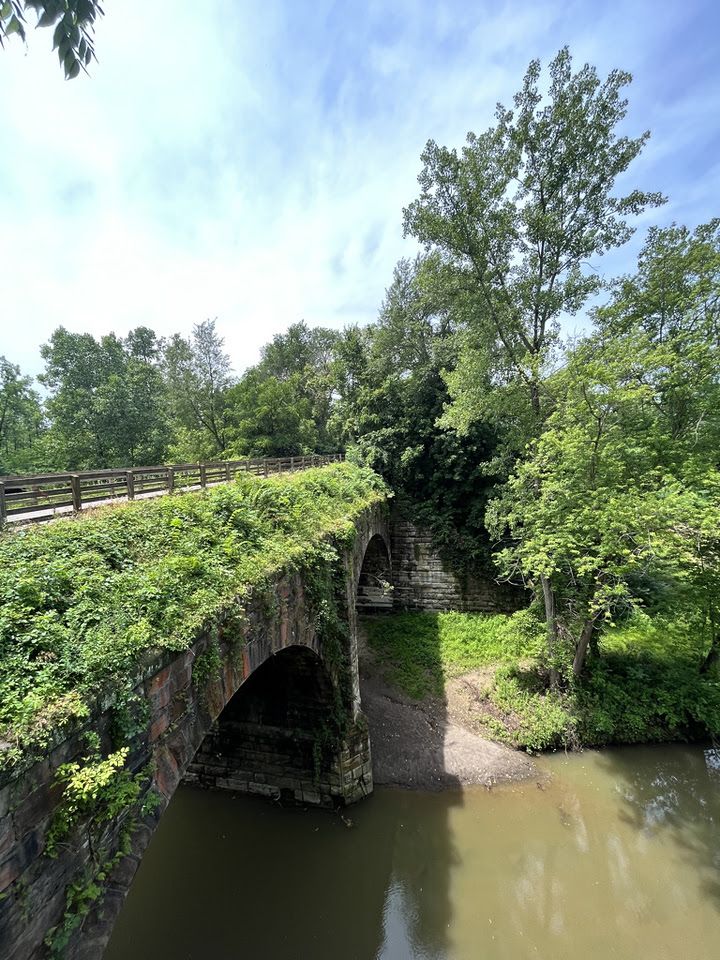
(0, 454), (345, 525)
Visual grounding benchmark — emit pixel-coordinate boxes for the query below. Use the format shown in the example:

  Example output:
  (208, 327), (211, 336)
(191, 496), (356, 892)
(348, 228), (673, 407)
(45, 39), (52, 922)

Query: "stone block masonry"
(390, 508), (525, 613)
(186, 641), (372, 807)
(187, 718), (372, 807)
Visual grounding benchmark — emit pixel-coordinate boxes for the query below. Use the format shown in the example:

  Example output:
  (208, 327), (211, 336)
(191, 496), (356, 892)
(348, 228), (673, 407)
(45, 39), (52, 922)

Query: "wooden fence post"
(0, 482), (6, 525)
(167, 467), (175, 493)
(199, 464), (207, 488)
(264, 459), (269, 478)
(225, 462), (231, 482)
(126, 471), (135, 501)
(70, 474), (82, 512)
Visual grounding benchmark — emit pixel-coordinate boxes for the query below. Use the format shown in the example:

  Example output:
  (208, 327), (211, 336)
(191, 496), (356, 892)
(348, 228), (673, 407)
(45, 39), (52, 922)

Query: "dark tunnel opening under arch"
(357, 533), (393, 612)
(187, 644), (349, 806)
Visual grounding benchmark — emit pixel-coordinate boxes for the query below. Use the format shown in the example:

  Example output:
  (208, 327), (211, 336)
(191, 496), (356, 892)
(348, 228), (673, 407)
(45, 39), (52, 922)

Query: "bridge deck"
(0, 454), (343, 526)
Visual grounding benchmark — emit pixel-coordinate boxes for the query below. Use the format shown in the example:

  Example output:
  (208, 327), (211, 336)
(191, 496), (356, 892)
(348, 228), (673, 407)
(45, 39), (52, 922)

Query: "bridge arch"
(357, 533), (393, 612)
(0, 502), (391, 960)
(188, 643), (357, 806)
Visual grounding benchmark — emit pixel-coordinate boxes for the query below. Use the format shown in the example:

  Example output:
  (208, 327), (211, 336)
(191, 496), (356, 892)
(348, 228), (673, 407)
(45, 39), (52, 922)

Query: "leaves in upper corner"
(1, 1), (103, 76)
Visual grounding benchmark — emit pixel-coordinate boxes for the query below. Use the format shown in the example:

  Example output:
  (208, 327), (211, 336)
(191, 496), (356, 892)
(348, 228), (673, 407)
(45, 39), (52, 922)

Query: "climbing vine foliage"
(44, 745), (157, 956)
(46, 748), (140, 856)
(0, 464), (387, 771)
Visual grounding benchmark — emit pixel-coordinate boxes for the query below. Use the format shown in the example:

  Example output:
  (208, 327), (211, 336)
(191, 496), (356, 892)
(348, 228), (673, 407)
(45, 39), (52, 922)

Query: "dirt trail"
(358, 633), (536, 790)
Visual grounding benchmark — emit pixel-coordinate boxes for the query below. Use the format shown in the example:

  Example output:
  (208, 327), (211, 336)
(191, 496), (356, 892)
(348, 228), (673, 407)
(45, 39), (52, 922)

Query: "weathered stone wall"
(186, 644), (372, 806)
(0, 502), (390, 960)
(390, 509), (524, 613)
(188, 718), (372, 807)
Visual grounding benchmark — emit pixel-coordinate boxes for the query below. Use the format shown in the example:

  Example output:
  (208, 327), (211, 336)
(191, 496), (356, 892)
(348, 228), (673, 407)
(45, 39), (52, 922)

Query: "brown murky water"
(105, 744), (720, 960)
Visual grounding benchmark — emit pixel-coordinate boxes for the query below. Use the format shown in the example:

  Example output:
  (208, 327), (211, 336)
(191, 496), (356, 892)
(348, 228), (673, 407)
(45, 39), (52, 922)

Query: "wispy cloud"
(0, 0), (718, 376)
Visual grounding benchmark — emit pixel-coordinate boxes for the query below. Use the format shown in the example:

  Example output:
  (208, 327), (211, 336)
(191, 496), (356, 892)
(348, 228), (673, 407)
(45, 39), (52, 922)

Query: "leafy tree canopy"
(164, 320), (234, 460)
(0, 356), (44, 475)
(39, 326), (169, 469)
(490, 220), (720, 679)
(333, 256), (499, 572)
(224, 369), (318, 458)
(404, 46), (664, 428)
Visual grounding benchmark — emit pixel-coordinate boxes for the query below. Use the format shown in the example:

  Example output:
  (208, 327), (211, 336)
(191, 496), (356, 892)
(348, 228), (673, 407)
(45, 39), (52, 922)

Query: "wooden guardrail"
(0, 454), (344, 525)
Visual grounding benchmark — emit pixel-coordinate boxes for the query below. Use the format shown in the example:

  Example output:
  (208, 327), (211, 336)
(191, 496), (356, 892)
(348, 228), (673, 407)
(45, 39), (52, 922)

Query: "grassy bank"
(0, 463), (386, 771)
(363, 610), (720, 751)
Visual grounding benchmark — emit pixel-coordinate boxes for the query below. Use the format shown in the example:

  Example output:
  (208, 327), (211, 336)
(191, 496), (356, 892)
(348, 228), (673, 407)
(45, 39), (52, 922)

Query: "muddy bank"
(359, 652), (536, 791)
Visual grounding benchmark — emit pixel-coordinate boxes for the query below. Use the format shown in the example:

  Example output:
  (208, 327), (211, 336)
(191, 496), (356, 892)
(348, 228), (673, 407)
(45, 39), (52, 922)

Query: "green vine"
(44, 748), (158, 956)
(108, 692), (150, 749)
(192, 638), (223, 706)
(302, 544), (354, 777)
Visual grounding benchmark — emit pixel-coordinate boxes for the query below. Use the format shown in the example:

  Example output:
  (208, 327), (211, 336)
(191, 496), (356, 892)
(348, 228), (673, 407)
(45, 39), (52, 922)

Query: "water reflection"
(105, 746), (720, 960)
(105, 786), (461, 960)
(599, 743), (720, 910)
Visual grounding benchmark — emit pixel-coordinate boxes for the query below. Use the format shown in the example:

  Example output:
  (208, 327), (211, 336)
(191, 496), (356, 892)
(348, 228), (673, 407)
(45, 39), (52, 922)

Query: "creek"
(105, 743), (720, 960)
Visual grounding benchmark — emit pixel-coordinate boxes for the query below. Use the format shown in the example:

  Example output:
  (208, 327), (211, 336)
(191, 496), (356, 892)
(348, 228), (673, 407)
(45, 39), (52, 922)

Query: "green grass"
(363, 609), (720, 752)
(0, 463), (387, 771)
(363, 609), (543, 698)
(576, 612), (720, 746)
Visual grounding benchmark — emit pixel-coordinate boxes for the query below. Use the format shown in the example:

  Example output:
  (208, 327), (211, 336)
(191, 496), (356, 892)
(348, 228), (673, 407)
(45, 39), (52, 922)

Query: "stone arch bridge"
(0, 504), (393, 960)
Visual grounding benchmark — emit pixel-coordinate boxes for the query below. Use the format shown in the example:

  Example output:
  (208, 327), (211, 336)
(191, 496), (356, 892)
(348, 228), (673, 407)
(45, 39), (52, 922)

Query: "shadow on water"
(355, 603), (462, 960)
(595, 741), (720, 911)
(104, 782), (461, 960)
(106, 578), (461, 960)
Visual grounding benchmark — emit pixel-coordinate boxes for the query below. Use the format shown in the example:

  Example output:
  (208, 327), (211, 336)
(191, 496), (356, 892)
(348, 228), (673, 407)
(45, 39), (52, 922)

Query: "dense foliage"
(488, 220), (720, 681)
(0, 462), (386, 770)
(352, 54), (720, 746)
(330, 258), (500, 572)
(0, 356), (43, 474)
(1, 320), (348, 474)
(407, 46), (663, 428)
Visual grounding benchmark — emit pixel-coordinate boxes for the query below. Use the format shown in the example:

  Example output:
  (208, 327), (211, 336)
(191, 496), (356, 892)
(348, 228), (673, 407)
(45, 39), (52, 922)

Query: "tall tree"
(40, 327), (169, 468)
(404, 46), (664, 428)
(0, 356), (43, 474)
(595, 219), (720, 464)
(333, 256), (498, 572)
(490, 221), (720, 681)
(258, 322), (341, 452)
(224, 369), (317, 457)
(164, 320), (233, 459)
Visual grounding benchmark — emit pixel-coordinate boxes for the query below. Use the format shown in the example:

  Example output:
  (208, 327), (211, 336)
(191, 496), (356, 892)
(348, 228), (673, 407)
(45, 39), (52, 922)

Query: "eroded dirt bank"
(359, 642), (537, 790)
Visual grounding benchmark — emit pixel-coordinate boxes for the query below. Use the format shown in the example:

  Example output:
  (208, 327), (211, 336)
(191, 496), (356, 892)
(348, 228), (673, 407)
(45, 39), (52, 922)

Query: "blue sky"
(1, 0), (718, 377)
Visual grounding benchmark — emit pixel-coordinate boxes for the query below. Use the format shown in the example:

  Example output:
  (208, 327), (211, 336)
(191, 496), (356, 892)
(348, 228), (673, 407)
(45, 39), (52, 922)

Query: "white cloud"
(0, 0), (718, 378)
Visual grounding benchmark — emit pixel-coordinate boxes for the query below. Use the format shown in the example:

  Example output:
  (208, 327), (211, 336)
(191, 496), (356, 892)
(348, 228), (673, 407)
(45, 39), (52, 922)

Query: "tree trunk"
(702, 644), (719, 674)
(529, 381), (541, 418)
(572, 618), (596, 679)
(701, 604), (719, 674)
(540, 574), (559, 690)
